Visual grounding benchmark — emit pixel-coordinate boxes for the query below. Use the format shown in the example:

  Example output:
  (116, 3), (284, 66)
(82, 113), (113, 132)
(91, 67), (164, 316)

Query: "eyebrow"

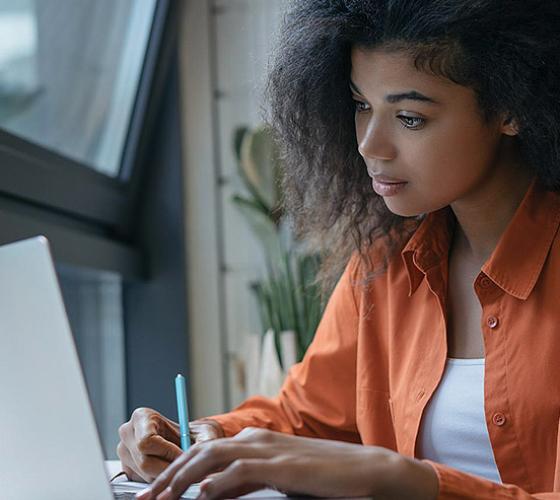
(349, 80), (441, 105)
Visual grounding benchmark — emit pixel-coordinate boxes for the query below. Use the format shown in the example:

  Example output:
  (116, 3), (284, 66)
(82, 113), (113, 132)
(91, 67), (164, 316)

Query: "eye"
(353, 99), (371, 113)
(398, 115), (426, 130)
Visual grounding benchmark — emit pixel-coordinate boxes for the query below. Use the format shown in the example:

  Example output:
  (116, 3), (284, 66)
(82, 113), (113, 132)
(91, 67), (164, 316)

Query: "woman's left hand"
(135, 427), (438, 500)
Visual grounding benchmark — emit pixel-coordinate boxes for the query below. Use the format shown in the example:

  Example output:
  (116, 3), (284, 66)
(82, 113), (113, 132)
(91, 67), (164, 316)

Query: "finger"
(129, 432), (180, 482)
(147, 445), (220, 499)
(116, 441), (145, 483)
(157, 414), (182, 445)
(118, 420), (136, 449)
(122, 437), (174, 484)
(154, 441), (272, 500)
(133, 410), (161, 447)
(137, 433), (183, 462)
(231, 427), (277, 444)
(202, 481), (264, 500)
(193, 429), (218, 444)
(190, 420), (224, 442)
(139, 447), (200, 499)
(130, 413), (182, 476)
(198, 459), (272, 500)
(121, 409), (157, 465)
(119, 428), (178, 483)
(135, 454), (178, 483)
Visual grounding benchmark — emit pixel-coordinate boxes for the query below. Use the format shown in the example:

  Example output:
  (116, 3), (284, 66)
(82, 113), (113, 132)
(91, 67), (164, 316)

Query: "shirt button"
(487, 316), (499, 329)
(479, 276), (492, 289)
(416, 389), (425, 401)
(492, 413), (507, 426)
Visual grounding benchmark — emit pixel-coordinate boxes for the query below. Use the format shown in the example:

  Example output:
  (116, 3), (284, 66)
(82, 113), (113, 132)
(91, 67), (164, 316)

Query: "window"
(0, 0), (157, 176)
(0, 0), (187, 458)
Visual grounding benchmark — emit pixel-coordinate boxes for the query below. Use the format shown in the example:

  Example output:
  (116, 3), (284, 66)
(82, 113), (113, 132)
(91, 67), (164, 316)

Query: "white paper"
(111, 479), (199, 499)
(106, 460), (285, 498)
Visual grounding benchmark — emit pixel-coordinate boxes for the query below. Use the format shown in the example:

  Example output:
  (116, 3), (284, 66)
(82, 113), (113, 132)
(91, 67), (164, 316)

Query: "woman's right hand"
(117, 408), (224, 483)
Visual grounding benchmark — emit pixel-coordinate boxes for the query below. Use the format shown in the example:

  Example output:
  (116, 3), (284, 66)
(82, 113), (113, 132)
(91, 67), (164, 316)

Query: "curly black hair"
(266, 0), (560, 289)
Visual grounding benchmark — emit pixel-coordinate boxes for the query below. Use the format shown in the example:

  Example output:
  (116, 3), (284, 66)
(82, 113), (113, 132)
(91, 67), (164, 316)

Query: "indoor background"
(0, 0), (287, 458)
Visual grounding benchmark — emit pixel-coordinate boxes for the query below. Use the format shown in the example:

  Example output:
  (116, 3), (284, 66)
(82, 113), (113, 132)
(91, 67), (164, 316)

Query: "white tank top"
(416, 357), (502, 483)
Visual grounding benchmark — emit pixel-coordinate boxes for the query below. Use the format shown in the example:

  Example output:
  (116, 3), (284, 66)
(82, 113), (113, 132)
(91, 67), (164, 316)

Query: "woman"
(118, 1), (560, 498)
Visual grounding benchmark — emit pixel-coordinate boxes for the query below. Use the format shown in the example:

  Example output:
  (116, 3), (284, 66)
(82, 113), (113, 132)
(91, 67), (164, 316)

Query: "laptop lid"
(0, 236), (114, 500)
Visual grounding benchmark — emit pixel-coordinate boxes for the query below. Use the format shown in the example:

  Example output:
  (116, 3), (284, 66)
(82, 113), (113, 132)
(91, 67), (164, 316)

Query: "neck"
(450, 143), (534, 265)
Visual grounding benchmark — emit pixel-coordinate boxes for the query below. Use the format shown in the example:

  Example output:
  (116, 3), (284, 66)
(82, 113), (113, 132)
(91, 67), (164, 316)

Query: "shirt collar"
(482, 179), (560, 299)
(400, 179), (560, 300)
(401, 207), (454, 297)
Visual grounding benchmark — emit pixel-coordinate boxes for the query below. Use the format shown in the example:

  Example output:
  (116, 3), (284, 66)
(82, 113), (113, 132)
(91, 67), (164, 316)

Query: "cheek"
(354, 114), (367, 148)
(407, 120), (497, 185)
(382, 124), (498, 216)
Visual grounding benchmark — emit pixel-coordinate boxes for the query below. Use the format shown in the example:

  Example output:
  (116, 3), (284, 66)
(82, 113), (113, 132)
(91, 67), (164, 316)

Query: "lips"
(367, 171), (408, 197)
(369, 173), (407, 184)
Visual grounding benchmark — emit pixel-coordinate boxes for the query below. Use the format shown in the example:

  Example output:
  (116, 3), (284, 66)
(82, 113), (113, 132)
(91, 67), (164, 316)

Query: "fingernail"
(136, 487), (152, 499)
(156, 487), (173, 500)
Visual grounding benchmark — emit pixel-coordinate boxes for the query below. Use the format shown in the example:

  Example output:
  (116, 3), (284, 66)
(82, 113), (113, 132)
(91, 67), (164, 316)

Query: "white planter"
(279, 330), (297, 370)
(241, 329), (300, 399)
(257, 328), (284, 397)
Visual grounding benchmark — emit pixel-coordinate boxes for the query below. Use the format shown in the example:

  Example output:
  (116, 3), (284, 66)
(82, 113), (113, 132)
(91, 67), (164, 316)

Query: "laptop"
(0, 236), (148, 500)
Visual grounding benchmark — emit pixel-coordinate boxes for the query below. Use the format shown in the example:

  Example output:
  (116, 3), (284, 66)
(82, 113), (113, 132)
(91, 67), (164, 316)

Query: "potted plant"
(232, 125), (324, 396)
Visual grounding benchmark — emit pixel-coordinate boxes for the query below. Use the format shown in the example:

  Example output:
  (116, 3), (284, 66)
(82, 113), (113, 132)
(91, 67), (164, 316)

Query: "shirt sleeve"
(207, 255), (362, 443)
(425, 461), (560, 499)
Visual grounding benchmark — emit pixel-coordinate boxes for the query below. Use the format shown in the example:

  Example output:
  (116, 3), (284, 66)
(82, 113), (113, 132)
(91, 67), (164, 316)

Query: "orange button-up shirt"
(210, 180), (560, 499)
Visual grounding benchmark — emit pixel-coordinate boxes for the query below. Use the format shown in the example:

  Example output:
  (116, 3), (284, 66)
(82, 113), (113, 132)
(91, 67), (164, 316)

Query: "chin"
(382, 192), (448, 218)
(382, 199), (427, 218)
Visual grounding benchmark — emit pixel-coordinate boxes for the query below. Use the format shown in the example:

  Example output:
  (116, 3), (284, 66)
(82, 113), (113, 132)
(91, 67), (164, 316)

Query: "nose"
(357, 118), (397, 161)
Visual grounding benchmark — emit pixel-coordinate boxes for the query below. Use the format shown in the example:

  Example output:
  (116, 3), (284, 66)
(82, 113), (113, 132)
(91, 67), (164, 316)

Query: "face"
(351, 47), (517, 217)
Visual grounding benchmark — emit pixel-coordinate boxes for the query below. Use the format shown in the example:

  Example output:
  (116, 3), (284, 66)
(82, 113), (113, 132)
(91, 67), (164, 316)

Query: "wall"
(179, 0), (286, 417)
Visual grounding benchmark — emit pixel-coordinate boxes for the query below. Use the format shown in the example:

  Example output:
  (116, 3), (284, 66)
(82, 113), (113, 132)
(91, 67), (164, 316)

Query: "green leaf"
(231, 195), (284, 265)
(233, 126), (250, 163)
(239, 125), (282, 211)
(250, 281), (272, 333)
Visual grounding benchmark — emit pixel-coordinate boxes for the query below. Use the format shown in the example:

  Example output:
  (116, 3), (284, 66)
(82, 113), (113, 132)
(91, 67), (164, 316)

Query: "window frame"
(0, 0), (177, 279)
(0, 0), (173, 235)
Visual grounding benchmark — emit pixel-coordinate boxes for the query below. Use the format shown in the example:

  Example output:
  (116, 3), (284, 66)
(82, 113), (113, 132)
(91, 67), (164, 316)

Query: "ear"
(501, 115), (519, 136)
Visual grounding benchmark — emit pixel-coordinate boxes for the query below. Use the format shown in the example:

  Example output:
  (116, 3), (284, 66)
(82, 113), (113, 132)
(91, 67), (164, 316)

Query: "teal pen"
(175, 374), (191, 451)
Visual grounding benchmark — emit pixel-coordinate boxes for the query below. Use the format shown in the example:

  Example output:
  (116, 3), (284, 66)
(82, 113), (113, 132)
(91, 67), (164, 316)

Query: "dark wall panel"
(123, 56), (189, 419)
